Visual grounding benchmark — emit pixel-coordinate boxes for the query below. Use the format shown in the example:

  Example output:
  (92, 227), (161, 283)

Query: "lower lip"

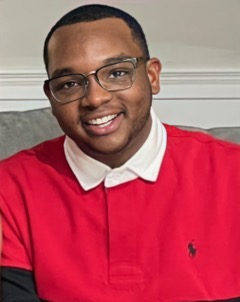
(84, 113), (124, 136)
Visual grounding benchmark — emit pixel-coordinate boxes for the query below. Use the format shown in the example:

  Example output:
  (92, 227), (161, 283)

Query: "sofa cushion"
(0, 107), (63, 160)
(178, 125), (240, 144)
(0, 107), (239, 160)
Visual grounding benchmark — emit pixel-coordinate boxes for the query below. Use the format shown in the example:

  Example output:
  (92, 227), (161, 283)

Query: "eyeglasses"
(44, 57), (146, 104)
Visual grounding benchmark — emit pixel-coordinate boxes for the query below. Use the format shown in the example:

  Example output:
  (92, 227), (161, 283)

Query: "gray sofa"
(0, 107), (240, 160)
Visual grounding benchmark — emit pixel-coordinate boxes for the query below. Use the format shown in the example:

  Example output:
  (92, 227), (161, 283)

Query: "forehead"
(47, 18), (142, 76)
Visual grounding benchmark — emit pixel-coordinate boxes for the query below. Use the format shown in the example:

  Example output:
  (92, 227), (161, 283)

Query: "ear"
(146, 58), (161, 95)
(43, 82), (52, 101)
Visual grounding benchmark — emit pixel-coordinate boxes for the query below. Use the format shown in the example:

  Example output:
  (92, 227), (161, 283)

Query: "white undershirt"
(64, 108), (167, 191)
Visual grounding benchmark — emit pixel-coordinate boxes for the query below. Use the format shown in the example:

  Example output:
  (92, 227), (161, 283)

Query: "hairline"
(43, 5), (150, 73)
(45, 17), (147, 73)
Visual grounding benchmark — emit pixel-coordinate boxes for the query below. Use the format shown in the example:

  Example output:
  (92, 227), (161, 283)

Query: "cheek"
(118, 82), (152, 120)
(133, 81), (153, 110)
(51, 103), (80, 129)
(134, 71), (153, 97)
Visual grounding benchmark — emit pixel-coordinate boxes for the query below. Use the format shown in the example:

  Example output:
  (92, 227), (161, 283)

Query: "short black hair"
(43, 4), (150, 72)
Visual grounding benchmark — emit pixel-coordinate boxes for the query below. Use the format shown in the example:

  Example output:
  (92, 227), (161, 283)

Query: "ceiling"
(0, 0), (239, 72)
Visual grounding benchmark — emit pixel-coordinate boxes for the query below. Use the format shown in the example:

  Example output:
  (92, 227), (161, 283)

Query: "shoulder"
(0, 136), (66, 174)
(164, 124), (240, 151)
(163, 124), (240, 174)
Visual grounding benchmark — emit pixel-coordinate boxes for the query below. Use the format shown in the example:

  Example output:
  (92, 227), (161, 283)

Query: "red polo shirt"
(1, 125), (240, 301)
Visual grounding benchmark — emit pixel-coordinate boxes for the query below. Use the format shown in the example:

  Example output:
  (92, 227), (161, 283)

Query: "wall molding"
(0, 70), (240, 127)
(161, 71), (240, 85)
(1, 70), (240, 84)
(0, 70), (239, 107)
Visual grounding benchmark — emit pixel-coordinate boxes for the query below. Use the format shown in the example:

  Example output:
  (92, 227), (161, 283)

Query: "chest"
(27, 177), (240, 301)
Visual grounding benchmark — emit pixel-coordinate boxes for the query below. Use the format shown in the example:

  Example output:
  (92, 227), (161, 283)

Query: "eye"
(52, 77), (85, 92)
(63, 81), (79, 89)
(109, 70), (128, 79)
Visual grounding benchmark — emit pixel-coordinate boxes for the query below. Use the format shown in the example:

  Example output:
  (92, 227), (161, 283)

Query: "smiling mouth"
(86, 114), (118, 128)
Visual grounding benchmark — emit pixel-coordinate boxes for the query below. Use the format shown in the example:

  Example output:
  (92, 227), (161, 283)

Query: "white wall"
(0, 0), (239, 128)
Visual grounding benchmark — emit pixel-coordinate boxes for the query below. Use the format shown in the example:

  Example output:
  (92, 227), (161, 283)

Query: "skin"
(44, 18), (161, 168)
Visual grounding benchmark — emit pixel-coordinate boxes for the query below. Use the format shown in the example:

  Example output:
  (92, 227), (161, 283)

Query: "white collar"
(64, 108), (167, 191)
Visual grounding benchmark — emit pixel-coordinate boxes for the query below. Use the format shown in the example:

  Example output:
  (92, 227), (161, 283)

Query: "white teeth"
(88, 114), (117, 126)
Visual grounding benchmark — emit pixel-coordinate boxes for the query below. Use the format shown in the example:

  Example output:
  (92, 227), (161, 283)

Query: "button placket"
(106, 184), (144, 286)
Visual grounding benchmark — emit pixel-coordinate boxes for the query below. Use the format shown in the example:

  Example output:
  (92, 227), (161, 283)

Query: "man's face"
(45, 18), (161, 167)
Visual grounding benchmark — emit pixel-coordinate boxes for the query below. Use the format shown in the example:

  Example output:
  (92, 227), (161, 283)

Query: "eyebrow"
(50, 55), (133, 79)
(102, 55), (133, 65)
(51, 68), (74, 79)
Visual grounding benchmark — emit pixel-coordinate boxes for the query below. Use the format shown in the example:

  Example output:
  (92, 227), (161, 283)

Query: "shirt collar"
(64, 108), (167, 191)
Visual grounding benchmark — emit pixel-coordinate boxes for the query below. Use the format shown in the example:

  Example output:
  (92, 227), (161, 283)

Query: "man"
(0, 4), (240, 302)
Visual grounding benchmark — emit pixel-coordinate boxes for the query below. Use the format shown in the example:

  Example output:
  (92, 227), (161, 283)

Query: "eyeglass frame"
(44, 57), (147, 104)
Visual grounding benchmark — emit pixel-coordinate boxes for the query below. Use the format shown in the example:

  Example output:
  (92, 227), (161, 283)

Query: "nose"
(80, 75), (112, 109)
